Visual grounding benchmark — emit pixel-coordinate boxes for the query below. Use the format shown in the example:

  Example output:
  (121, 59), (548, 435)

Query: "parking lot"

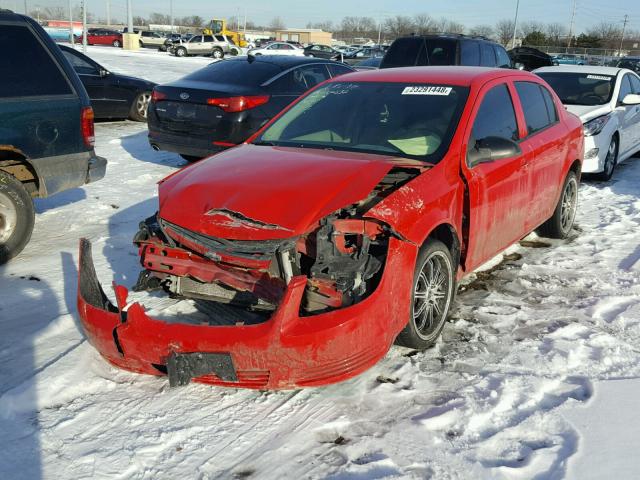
(1, 43), (640, 479)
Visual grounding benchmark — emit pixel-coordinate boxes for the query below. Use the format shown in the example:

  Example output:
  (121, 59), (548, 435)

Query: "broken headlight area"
(132, 211), (391, 319)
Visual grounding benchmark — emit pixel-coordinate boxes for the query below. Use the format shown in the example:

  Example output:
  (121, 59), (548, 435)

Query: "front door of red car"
(461, 81), (530, 271)
(513, 81), (568, 230)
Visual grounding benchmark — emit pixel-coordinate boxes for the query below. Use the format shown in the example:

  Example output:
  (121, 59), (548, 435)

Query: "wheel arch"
(420, 222), (461, 268)
(0, 147), (39, 197)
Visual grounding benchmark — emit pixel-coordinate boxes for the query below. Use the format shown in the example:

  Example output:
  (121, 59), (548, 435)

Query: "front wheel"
(112, 39), (121, 47)
(536, 170), (579, 239)
(211, 48), (224, 59)
(395, 239), (455, 350)
(175, 47), (187, 57)
(0, 171), (35, 264)
(130, 91), (152, 122)
(596, 135), (618, 181)
(179, 154), (203, 162)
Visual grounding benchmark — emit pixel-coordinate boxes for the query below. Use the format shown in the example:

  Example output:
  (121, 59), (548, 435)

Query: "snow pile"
(1, 48), (640, 479)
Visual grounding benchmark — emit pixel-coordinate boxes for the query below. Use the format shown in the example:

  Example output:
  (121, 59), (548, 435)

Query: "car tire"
(536, 170), (579, 239)
(0, 171), (35, 264)
(130, 91), (152, 122)
(176, 47), (187, 57)
(229, 47), (240, 56)
(180, 154), (203, 162)
(395, 239), (456, 350)
(159, 45), (167, 52)
(596, 135), (618, 181)
(112, 39), (121, 47)
(212, 48), (224, 59)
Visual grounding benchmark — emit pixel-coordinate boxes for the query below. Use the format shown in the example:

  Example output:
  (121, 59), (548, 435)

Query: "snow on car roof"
(535, 65), (623, 75)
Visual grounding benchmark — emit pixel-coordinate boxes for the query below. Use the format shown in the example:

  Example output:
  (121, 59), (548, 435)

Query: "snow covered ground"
(2, 47), (640, 479)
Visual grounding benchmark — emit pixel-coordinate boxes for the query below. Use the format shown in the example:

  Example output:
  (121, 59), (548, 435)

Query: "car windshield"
(255, 82), (469, 163)
(536, 72), (615, 105)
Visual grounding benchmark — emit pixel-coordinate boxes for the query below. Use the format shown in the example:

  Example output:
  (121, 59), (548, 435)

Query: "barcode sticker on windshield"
(402, 86), (452, 96)
(586, 75), (611, 81)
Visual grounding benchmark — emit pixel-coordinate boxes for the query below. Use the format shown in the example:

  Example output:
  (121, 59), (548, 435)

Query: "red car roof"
(332, 66), (535, 87)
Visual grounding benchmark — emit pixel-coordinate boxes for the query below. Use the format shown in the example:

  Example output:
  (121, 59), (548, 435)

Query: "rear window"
(0, 25), (73, 98)
(536, 72), (615, 105)
(380, 37), (457, 68)
(182, 59), (281, 86)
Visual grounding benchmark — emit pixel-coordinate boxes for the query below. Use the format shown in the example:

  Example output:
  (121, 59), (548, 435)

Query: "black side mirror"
(467, 136), (521, 167)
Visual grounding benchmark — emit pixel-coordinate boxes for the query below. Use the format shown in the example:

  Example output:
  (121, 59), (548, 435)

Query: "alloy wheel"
(560, 176), (578, 233)
(412, 251), (453, 340)
(603, 138), (617, 177)
(136, 92), (151, 118)
(0, 191), (18, 244)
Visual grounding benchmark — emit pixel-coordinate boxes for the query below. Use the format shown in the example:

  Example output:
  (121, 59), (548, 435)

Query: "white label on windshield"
(586, 75), (611, 81)
(402, 86), (452, 96)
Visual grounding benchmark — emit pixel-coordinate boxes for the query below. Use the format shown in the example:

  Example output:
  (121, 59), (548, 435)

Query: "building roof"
(276, 28), (328, 33)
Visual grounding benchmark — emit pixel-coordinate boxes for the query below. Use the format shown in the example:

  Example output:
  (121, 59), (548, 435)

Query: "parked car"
(551, 54), (585, 65)
(617, 57), (640, 74)
(161, 33), (189, 52)
(139, 31), (166, 48)
(380, 34), (512, 69)
(59, 45), (156, 121)
(353, 57), (382, 70)
(342, 47), (386, 65)
(168, 34), (237, 58)
(85, 28), (122, 47)
(535, 66), (640, 180)
(0, 10), (106, 263)
(508, 46), (553, 71)
(248, 42), (305, 57)
(148, 56), (354, 161)
(304, 44), (342, 60)
(79, 66), (583, 389)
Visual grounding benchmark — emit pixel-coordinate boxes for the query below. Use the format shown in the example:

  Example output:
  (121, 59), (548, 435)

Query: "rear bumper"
(77, 237), (416, 389)
(30, 150), (107, 197)
(148, 129), (225, 158)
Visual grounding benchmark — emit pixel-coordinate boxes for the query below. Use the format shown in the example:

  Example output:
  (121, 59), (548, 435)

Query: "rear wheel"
(176, 47), (187, 57)
(596, 135), (618, 181)
(180, 154), (203, 162)
(395, 239), (455, 350)
(112, 39), (121, 47)
(211, 48), (224, 59)
(130, 91), (152, 122)
(536, 170), (579, 239)
(0, 171), (35, 264)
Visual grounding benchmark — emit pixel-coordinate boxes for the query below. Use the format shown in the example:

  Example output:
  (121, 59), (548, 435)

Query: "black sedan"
(59, 45), (156, 121)
(342, 47), (386, 65)
(303, 44), (343, 60)
(147, 56), (354, 161)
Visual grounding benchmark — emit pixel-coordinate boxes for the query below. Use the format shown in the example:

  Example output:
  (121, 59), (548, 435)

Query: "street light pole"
(69, 0), (74, 45)
(511, 0), (520, 49)
(23, 0), (27, 15)
(127, 0), (133, 34)
(82, 0), (87, 54)
(170, 0), (173, 33)
(106, 0), (111, 26)
(618, 14), (629, 57)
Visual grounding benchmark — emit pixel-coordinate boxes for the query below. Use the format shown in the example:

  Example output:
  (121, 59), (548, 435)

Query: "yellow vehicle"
(203, 19), (248, 48)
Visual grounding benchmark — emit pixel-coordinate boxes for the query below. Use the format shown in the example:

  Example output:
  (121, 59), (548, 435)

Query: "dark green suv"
(0, 10), (106, 263)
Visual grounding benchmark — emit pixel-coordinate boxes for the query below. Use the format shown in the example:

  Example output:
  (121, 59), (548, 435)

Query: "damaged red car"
(78, 67), (583, 389)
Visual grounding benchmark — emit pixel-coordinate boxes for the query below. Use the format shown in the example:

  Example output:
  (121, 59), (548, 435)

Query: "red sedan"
(78, 67), (583, 389)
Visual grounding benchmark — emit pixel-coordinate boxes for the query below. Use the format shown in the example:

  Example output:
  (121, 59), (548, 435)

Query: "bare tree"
(149, 13), (170, 25)
(469, 25), (495, 39)
(269, 16), (285, 31)
(133, 16), (148, 27)
(435, 18), (464, 34)
(30, 6), (65, 20)
(413, 14), (436, 35)
(306, 20), (334, 32)
(545, 23), (567, 45)
(495, 19), (516, 46)
(520, 21), (544, 37)
(383, 15), (414, 37)
(588, 21), (622, 49)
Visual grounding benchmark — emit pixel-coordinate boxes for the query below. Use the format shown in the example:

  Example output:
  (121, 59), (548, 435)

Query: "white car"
(536, 66), (640, 180)
(248, 42), (305, 57)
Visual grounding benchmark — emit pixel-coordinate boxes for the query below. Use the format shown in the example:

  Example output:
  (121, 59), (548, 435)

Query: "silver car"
(169, 34), (240, 59)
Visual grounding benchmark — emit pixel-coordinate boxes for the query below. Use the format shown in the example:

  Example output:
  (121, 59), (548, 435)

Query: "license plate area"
(167, 352), (237, 387)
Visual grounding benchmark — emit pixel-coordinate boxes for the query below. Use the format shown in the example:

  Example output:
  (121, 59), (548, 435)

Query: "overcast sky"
(3, 0), (639, 33)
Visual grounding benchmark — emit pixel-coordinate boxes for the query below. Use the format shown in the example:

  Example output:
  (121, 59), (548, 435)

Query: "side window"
(62, 50), (97, 75)
(282, 44), (294, 50)
(0, 25), (73, 98)
(494, 46), (512, 68)
(618, 74), (633, 103)
(267, 44), (278, 50)
(295, 65), (330, 89)
(630, 74), (640, 94)
(215, 35), (225, 42)
(203, 35), (214, 42)
(327, 64), (353, 77)
(190, 35), (203, 43)
(515, 81), (553, 135)
(480, 42), (496, 66)
(470, 84), (519, 150)
(460, 40), (480, 66)
(540, 85), (558, 123)
(267, 71), (308, 95)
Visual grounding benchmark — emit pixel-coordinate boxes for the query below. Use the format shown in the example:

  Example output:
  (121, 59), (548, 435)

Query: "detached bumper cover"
(77, 238), (416, 389)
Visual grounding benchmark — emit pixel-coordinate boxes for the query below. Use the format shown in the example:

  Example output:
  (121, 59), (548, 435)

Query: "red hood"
(158, 145), (418, 240)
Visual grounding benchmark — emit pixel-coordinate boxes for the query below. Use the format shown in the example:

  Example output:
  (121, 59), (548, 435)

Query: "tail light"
(207, 95), (270, 113)
(151, 90), (167, 102)
(81, 106), (95, 148)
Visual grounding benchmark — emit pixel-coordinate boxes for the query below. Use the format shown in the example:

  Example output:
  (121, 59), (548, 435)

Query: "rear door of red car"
(512, 80), (568, 230)
(461, 79), (530, 271)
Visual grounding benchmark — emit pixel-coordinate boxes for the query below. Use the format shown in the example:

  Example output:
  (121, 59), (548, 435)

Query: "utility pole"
(567, 0), (577, 49)
(377, 20), (382, 45)
(126, 0), (133, 33)
(23, 0), (27, 15)
(170, 0), (173, 33)
(69, 0), (74, 45)
(106, 0), (111, 26)
(82, 0), (87, 54)
(618, 14), (628, 57)
(511, 0), (520, 49)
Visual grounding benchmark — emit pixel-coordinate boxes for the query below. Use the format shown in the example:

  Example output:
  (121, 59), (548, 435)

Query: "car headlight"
(583, 114), (611, 137)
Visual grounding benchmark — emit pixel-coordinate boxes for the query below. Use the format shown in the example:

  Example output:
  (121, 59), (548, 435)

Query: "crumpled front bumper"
(77, 238), (416, 389)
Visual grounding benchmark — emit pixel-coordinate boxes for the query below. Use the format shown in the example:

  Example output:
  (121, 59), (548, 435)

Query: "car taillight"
(151, 90), (167, 102)
(81, 106), (95, 148)
(206, 95), (270, 113)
